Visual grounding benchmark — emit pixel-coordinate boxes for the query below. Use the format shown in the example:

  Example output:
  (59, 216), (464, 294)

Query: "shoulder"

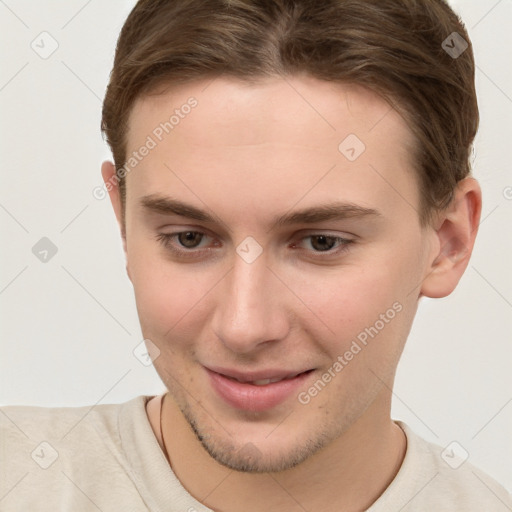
(373, 421), (512, 511)
(0, 394), (152, 451)
(0, 397), (144, 469)
(0, 397), (133, 447)
(0, 396), (152, 510)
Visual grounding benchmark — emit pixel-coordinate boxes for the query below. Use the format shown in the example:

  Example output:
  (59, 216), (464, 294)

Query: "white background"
(1, 0), (511, 493)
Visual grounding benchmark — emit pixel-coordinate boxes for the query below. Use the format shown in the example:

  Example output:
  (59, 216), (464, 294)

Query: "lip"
(205, 366), (314, 412)
(206, 366), (312, 383)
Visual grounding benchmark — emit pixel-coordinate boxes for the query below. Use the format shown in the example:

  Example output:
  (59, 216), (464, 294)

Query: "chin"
(196, 431), (324, 474)
(181, 401), (341, 474)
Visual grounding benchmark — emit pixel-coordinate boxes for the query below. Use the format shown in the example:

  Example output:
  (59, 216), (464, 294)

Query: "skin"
(102, 75), (481, 511)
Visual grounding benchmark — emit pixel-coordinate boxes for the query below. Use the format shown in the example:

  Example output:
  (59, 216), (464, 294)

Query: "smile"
(205, 367), (315, 412)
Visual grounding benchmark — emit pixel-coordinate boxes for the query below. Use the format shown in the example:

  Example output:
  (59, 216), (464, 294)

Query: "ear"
(420, 177), (482, 298)
(101, 161), (130, 278)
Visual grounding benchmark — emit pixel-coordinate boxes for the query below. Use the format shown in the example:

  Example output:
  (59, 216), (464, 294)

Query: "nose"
(211, 251), (290, 354)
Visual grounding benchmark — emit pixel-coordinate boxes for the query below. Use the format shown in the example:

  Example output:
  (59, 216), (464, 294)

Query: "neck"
(153, 391), (406, 512)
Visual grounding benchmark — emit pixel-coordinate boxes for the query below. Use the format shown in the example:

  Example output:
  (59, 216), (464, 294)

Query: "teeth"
(251, 377), (283, 386)
(248, 374), (301, 386)
(225, 372), (304, 385)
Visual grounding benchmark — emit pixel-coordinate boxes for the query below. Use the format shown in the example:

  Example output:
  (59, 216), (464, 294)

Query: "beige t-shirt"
(1, 395), (510, 511)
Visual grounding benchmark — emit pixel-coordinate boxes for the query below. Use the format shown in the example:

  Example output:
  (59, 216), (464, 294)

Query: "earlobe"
(420, 178), (482, 299)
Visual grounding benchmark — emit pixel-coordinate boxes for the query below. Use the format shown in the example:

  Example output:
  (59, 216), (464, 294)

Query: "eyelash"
(155, 231), (354, 260)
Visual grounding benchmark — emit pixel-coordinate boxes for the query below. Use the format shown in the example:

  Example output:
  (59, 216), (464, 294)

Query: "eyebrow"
(139, 194), (381, 230)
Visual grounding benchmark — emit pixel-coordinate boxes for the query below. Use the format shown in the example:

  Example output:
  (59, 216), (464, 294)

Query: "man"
(1, 0), (511, 510)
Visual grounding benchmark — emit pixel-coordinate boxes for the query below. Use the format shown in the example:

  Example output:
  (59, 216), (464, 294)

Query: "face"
(119, 75), (438, 472)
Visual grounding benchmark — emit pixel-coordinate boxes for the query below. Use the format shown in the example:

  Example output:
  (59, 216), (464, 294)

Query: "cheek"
(137, 278), (206, 337)
(292, 267), (417, 410)
(287, 249), (420, 358)
(291, 264), (391, 322)
(128, 241), (214, 339)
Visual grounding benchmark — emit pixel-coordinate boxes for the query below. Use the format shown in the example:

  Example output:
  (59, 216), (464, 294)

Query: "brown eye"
(155, 231), (215, 259)
(177, 231), (204, 248)
(292, 234), (355, 258)
(309, 235), (338, 252)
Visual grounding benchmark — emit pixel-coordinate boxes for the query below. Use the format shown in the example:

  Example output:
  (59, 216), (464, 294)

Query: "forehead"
(128, 75), (410, 145)
(124, 75), (419, 224)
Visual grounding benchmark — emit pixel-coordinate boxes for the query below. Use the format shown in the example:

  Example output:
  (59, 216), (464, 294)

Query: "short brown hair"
(101, 0), (478, 226)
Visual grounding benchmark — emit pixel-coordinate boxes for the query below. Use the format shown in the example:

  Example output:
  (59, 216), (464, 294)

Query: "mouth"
(205, 366), (315, 412)
(222, 371), (310, 386)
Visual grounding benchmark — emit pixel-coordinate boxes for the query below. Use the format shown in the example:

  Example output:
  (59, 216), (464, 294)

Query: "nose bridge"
(212, 250), (289, 352)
